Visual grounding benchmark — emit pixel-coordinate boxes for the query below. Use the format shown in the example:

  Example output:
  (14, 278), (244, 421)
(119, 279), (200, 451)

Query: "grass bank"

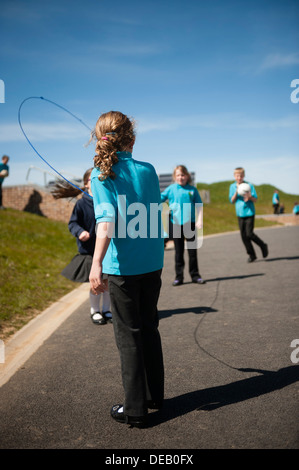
(197, 181), (298, 235)
(0, 208), (77, 339)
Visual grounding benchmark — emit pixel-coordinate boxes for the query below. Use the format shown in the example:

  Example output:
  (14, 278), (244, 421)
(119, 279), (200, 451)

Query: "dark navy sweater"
(68, 193), (96, 255)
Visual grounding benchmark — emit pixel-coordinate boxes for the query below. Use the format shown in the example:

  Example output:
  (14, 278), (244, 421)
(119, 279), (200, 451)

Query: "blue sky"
(1, 0), (299, 195)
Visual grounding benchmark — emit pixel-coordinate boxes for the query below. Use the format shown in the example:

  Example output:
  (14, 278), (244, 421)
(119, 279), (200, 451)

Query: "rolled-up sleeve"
(91, 170), (116, 224)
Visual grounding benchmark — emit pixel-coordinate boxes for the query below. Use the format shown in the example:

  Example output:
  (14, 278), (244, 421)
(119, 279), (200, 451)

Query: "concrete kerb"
(0, 283), (90, 388)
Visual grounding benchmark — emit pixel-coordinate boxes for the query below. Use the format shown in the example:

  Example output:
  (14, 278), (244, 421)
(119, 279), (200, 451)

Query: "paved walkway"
(0, 225), (298, 450)
(256, 212), (299, 226)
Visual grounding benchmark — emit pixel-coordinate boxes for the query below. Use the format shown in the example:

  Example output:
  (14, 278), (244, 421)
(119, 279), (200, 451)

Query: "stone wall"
(2, 185), (76, 223)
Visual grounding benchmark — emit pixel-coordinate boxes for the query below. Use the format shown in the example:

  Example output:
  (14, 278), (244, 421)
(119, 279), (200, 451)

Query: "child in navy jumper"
(52, 168), (111, 325)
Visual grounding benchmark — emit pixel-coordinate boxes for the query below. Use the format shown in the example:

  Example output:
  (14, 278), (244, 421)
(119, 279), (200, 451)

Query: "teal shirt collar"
(116, 151), (132, 160)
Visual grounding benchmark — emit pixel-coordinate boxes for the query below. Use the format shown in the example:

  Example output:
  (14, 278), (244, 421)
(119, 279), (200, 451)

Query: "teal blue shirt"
(272, 192), (279, 204)
(293, 205), (299, 215)
(91, 151), (164, 276)
(161, 183), (202, 225)
(229, 181), (257, 217)
(0, 163), (9, 184)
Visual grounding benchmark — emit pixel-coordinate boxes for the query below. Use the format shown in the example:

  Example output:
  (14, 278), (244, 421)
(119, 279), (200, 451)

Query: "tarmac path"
(0, 225), (298, 450)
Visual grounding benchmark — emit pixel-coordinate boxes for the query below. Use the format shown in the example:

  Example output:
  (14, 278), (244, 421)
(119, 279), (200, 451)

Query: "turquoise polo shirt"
(91, 151), (164, 276)
(161, 183), (202, 225)
(272, 192), (279, 204)
(293, 205), (299, 215)
(0, 163), (9, 184)
(229, 181), (257, 218)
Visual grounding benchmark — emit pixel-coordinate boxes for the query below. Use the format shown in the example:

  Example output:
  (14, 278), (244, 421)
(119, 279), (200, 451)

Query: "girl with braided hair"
(89, 111), (164, 428)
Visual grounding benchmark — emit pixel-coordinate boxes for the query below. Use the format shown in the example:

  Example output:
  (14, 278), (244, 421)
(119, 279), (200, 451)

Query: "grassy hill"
(197, 181), (299, 236)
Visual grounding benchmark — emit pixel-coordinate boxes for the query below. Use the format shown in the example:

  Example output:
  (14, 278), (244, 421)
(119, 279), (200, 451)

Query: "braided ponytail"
(93, 111), (135, 181)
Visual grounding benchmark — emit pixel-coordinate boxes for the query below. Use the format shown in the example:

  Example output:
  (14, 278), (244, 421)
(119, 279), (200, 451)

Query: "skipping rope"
(18, 96), (93, 198)
(193, 279), (246, 372)
(19, 97), (249, 373)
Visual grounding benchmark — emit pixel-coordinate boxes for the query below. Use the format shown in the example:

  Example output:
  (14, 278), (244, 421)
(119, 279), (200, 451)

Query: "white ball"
(0, 169), (8, 177)
(237, 182), (251, 196)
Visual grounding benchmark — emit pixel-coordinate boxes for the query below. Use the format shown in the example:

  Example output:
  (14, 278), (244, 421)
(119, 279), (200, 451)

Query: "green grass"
(0, 208), (77, 339)
(1, 181), (298, 339)
(197, 181), (299, 236)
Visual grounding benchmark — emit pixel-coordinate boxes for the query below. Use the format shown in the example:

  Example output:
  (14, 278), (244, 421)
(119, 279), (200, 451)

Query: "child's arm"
(160, 187), (169, 203)
(195, 205), (203, 229)
(194, 188), (203, 229)
(89, 222), (114, 295)
(230, 190), (238, 203)
(243, 193), (257, 203)
(230, 183), (240, 203)
(244, 184), (257, 203)
(69, 203), (86, 239)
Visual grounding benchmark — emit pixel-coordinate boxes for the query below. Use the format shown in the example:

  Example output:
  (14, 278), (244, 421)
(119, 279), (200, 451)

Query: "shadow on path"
(159, 306), (217, 319)
(149, 366), (299, 426)
(265, 256), (299, 262)
(205, 273), (265, 283)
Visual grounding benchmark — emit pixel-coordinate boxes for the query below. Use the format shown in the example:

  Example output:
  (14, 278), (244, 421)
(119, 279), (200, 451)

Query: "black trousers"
(238, 216), (265, 258)
(108, 269), (164, 417)
(170, 222), (200, 281)
(273, 203), (279, 214)
(0, 182), (3, 207)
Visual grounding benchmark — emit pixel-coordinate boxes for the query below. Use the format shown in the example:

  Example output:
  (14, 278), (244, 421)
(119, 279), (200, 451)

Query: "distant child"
(52, 168), (111, 325)
(272, 190), (280, 214)
(229, 167), (268, 262)
(0, 155), (9, 209)
(89, 111), (164, 428)
(293, 202), (299, 215)
(161, 165), (205, 286)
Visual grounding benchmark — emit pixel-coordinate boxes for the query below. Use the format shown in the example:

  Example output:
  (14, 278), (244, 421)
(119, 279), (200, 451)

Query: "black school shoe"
(261, 243), (268, 258)
(90, 312), (106, 325)
(172, 279), (183, 286)
(110, 404), (148, 428)
(103, 311), (113, 323)
(192, 277), (206, 284)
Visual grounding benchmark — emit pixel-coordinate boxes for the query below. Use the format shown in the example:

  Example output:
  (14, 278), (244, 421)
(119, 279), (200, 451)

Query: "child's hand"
(243, 192), (251, 202)
(79, 230), (90, 241)
(89, 262), (107, 294)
